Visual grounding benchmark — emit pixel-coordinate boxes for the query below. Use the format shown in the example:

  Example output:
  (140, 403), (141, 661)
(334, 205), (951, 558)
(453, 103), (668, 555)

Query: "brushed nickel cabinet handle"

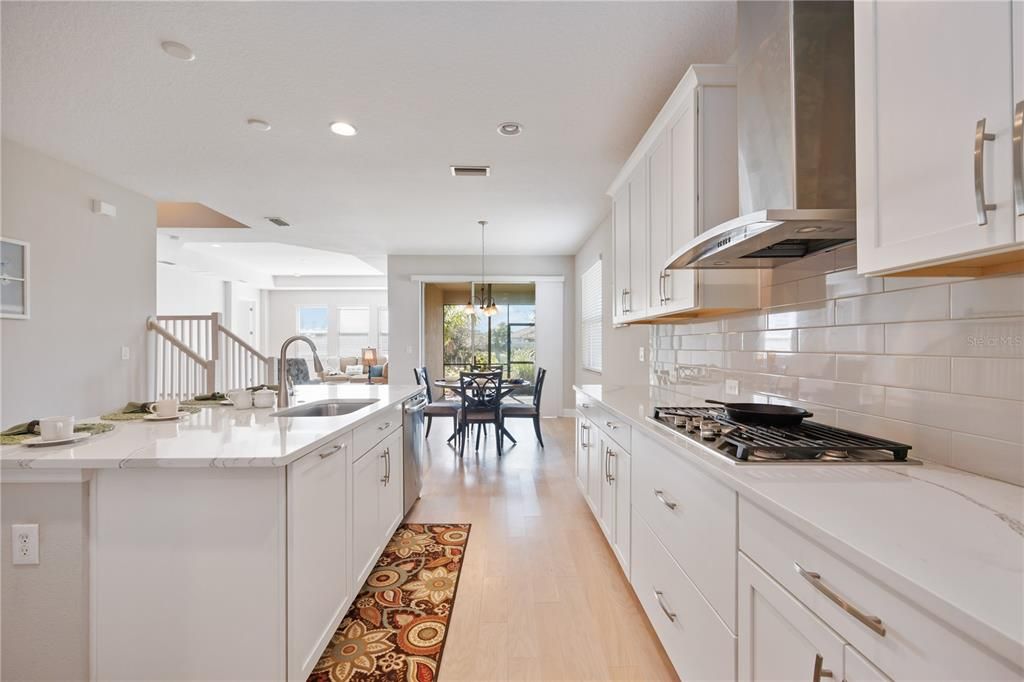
(1014, 101), (1023, 216)
(605, 420), (619, 430)
(662, 271), (670, 303)
(812, 653), (833, 682)
(622, 288), (631, 314)
(653, 589), (677, 622)
(975, 118), (997, 225)
(377, 421), (392, 431)
(653, 489), (677, 510)
(380, 450), (388, 484)
(795, 562), (886, 636)
(319, 443), (343, 459)
(606, 448), (615, 482)
(580, 423), (590, 448)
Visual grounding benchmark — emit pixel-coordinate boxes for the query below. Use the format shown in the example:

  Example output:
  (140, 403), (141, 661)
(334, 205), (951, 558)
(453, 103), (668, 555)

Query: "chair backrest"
(459, 370), (502, 412)
(419, 366), (435, 402)
(412, 367), (422, 385)
(284, 358), (311, 385)
(532, 367), (547, 409)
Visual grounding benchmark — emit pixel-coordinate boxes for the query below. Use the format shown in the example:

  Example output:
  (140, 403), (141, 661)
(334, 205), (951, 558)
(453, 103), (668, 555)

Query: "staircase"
(147, 312), (274, 400)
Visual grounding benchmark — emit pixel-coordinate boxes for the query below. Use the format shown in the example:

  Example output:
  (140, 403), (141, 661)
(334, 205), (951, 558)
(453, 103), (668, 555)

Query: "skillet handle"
(704, 399), (728, 406)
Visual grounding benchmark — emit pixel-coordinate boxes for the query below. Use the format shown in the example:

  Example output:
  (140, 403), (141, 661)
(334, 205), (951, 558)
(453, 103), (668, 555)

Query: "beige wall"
(1, 481), (90, 681)
(387, 255), (575, 415)
(1, 139), (156, 425)
(573, 213), (649, 389)
(422, 284), (444, 384)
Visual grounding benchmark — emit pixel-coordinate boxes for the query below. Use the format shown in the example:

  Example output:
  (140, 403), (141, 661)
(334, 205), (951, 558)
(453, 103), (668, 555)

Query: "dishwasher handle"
(405, 396), (429, 414)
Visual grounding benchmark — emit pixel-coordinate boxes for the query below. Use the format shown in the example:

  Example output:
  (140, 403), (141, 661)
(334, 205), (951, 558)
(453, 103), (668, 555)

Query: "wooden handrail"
(147, 318), (211, 367)
(155, 314), (217, 322)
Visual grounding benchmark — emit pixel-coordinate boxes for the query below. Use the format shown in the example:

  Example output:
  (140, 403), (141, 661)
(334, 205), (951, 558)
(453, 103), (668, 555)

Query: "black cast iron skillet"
(705, 399), (812, 427)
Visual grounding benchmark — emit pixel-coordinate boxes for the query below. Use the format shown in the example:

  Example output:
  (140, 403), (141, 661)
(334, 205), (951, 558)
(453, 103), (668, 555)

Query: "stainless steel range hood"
(667, 0), (856, 270)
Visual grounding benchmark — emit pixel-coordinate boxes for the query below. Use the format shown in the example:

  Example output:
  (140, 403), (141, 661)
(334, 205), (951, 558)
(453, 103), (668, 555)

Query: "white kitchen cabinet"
(611, 446), (631, 575)
(1015, 0), (1024, 242)
(738, 552), (846, 682)
(610, 64), (759, 324)
(855, 0), (1023, 276)
(287, 434), (352, 681)
(597, 434), (616, 539)
(845, 645), (892, 682)
(350, 427), (403, 592)
(586, 420), (604, 516)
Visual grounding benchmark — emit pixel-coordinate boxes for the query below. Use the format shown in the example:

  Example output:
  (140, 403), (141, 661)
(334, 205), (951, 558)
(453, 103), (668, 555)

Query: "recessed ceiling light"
(497, 121), (523, 136)
(796, 225), (822, 233)
(210, 244), (221, 248)
(247, 118), (271, 132)
(329, 121), (358, 136)
(160, 40), (195, 62)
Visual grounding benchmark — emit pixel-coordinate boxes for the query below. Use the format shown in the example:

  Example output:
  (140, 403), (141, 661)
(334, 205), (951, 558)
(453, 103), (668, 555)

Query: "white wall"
(574, 213), (649, 389)
(266, 289), (388, 367)
(156, 264), (225, 316)
(1, 138), (155, 425)
(387, 254), (575, 415)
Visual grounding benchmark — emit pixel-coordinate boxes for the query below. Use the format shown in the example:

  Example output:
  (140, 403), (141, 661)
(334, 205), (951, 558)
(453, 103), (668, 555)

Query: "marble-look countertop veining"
(574, 383), (1024, 671)
(0, 384), (424, 470)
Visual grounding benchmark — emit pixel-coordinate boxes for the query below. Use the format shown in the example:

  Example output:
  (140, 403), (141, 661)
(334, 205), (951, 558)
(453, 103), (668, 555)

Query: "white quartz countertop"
(574, 383), (1024, 671)
(1, 384), (424, 470)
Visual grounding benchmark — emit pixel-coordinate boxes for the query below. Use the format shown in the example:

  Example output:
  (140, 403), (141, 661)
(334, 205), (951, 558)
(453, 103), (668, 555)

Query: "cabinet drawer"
(576, 396), (631, 452)
(353, 401), (402, 455)
(631, 513), (736, 682)
(739, 499), (1021, 680)
(631, 429), (736, 631)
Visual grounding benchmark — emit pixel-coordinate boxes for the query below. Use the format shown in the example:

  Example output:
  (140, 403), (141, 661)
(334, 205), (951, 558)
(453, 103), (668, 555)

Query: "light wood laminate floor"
(405, 417), (678, 681)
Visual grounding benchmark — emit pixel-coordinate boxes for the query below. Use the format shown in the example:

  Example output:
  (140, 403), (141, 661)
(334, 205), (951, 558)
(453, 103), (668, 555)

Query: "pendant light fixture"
(463, 220), (499, 316)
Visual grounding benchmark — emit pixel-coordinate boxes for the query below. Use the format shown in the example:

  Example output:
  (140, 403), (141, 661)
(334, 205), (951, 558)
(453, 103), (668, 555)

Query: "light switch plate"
(638, 346), (645, 362)
(725, 379), (739, 396)
(12, 523), (39, 565)
(121, 346), (131, 361)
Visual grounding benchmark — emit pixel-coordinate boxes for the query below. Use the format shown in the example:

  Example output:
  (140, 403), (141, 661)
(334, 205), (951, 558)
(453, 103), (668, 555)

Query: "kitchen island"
(1, 383), (425, 681)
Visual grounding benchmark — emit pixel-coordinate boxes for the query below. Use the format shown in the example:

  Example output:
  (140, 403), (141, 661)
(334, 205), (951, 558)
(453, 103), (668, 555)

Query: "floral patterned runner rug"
(309, 523), (471, 682)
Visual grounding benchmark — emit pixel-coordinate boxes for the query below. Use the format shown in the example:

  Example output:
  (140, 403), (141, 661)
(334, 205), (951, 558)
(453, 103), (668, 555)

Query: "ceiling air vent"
(266, 217), (290, 227)
(450, 165), (490, 177)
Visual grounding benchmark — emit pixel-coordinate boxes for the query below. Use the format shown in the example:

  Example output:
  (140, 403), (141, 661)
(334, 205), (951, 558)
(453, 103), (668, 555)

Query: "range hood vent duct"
(667, 0), (857, 270)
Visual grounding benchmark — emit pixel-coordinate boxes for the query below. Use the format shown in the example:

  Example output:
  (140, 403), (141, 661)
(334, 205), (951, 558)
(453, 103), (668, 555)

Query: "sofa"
(320, 355), (389, 384)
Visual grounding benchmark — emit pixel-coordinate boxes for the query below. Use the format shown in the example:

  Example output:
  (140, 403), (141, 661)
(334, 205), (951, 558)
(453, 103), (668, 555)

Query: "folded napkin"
(2, 420), (39, 436)
(191, 392), (228, 402)
(120, 402), (155, 414)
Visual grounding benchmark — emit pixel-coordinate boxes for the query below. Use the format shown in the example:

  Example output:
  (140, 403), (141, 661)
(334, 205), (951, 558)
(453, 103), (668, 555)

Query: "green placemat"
(1, 422), (115, 446)
(100, 405), (202, 421)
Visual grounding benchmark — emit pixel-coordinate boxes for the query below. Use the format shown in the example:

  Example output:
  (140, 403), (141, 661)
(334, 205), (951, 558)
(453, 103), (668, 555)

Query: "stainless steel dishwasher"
(402, 392), (427, 514)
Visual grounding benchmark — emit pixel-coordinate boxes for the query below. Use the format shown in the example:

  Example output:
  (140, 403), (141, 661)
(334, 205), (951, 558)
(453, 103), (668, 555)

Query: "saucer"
(219, 400), (235, 406)
(23, 432), (92, 447)
(143, 412), (192, 422)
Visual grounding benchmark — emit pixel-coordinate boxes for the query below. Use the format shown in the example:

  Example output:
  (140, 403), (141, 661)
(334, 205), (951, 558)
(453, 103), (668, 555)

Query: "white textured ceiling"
(1, 1), (736, 256)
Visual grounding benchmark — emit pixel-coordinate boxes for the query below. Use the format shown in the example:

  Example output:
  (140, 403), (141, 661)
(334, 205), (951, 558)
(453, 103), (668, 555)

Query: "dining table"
(432, 378), (531, 446)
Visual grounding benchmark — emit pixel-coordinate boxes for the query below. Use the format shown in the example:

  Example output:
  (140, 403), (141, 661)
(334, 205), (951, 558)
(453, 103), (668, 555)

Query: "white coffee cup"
(252, 388), (276, 409)
(227, 389), (253, 409)
(147, 399), (179, 418)
(39, 416), (75, 441)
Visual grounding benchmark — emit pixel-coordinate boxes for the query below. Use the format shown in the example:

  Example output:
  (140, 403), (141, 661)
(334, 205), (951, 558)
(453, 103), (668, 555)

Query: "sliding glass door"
(442, 303), (536, 389)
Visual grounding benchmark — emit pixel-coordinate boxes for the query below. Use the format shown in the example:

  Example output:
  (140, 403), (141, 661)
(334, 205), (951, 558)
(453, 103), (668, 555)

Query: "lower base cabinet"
(632, 514), (737, 681)
(351, 428), (404, 593)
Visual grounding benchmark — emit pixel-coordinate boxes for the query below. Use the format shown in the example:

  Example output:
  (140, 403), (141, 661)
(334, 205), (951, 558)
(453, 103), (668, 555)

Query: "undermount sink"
(272, 399), (378, 418)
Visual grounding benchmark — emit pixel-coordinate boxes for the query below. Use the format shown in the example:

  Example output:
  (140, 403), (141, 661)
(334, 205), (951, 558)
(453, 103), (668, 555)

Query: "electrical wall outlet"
(121, 346), (131, 361)
(638, 346), (645, 362)
(12, 524), (39, 565)
(725, 379), (740, 396)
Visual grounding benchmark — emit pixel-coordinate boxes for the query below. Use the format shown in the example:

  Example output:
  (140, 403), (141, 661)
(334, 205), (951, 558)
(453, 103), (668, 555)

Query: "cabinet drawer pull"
(653, 589), (677, 622)
(319, 443), (343, 459)
(580, 423), (590, 448)
(653, 489), (677, 510)
(812, 653), (833, 682)
(380, 450), (388, 484)
(974, 118), (997, 225)
(662, 271), (670, 304)
(604, 420), (618, 430)
(1013, 100), (1023, 216)
(377, 421), (393, 431)
(606, 448), (615, 482)
(795, 562), (886, 636)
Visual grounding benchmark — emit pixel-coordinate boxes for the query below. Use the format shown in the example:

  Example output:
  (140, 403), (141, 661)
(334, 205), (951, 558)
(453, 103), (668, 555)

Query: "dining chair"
(417, 367), (460, 442)
(501, 367), (546, 447)
(457, 370), (504, 456)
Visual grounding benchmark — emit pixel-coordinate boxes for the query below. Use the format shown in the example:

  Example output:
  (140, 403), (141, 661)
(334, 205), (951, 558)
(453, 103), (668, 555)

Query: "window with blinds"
(581, 259), (602, 372)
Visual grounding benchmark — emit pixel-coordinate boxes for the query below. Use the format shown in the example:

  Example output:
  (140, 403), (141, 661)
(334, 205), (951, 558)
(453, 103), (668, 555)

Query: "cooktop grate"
(652, 407), (912, 462)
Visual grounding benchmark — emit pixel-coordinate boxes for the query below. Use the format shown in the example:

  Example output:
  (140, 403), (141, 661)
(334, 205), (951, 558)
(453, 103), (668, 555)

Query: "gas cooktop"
(649, 407), (918, 465)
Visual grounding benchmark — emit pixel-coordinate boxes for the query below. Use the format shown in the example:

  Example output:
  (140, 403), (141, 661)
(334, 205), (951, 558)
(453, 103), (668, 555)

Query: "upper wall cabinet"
(855, 0), (1024, 277)
(608, 65), (759, 326)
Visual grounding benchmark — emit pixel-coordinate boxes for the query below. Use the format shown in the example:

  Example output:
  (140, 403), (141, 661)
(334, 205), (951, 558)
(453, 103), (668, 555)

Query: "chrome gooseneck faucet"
(278, 335), (324, 408)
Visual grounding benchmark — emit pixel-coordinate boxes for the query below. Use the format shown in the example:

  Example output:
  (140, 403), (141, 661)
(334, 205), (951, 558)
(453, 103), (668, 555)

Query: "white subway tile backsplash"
(885, 318), (1024, 357)
(950, 275), (1024, 318)
(884, 388), (1024, 444)
(798, 325), (885, 353)
(767, 300), (835, 329)
(649, 271), (1024, 485)
(950, 433), (1024, 487)
(799, 378), (886, 415)
(835, 286), (949, 325)
(950, 358), (1024, 400)
(835, 355), (950, 392)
